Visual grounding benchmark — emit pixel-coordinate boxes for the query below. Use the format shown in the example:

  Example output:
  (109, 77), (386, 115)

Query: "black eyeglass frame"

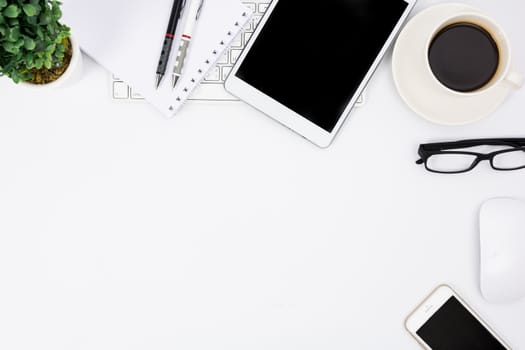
(416, 138), (525, 174)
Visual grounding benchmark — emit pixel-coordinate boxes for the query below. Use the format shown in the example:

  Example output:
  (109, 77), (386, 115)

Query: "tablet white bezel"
(226, 0), (417, 148)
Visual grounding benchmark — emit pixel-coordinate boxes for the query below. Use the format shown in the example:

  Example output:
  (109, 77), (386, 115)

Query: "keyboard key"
(258, 3), (270, 13)
(244, 32), (253, 44)
(252, 15), (262, 29)
(113, 81), (129, 99)
(205, 66), (221, 82)
(222, 67), (233, 81)
(230, 49), (242, 64)
(245, 2), (256, 13)
(130, 88), (144, 100)
(217, 52), (229, 65)
(231, 34), (243, 48)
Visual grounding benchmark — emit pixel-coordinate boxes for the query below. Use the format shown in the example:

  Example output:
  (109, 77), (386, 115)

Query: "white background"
(1, 0), (524, 349)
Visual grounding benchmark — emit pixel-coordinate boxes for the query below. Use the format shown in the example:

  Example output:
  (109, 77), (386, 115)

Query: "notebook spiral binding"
(167, 11), (252, 116)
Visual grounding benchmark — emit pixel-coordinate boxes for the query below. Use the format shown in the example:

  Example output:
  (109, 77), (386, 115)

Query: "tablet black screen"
(236, 0), (409, 132)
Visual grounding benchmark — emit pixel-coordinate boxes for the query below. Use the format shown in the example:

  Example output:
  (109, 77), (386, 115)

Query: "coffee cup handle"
(505, 70), (524, 90)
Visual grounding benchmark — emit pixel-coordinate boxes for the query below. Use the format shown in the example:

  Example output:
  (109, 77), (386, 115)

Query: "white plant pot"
(20, 33), (83, 90)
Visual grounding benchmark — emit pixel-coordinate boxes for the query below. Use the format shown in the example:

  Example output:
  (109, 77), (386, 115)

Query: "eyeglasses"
(416, 138), (525, 174)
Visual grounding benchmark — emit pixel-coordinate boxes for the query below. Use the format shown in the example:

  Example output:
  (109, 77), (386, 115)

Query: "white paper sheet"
(62, 0), (251, 117)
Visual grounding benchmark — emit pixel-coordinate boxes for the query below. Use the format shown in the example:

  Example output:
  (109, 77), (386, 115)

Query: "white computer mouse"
(480, 198), (525, 304)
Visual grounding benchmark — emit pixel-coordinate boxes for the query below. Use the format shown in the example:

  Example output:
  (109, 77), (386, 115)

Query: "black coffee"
(428, 22), (500, 92)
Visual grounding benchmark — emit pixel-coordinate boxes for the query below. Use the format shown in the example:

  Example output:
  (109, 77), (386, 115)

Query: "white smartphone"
(405, 285), (511, 350)
(225, 0), (417, 148)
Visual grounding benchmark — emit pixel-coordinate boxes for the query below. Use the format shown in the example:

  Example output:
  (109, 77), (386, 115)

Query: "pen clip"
(196, 0), (204, 20)
(180, 0), (187, 17)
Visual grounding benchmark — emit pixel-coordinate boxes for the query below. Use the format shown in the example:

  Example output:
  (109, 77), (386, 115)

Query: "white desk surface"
(1, 0), (524, 349)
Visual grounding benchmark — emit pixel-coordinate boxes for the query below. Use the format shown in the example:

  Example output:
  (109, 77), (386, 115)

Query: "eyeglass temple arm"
(416, 138), (525, 164)
(419, 138), (525, 152)
(416, 147), (427, 164)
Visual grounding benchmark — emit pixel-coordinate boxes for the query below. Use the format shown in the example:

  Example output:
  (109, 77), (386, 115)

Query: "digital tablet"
(225, 0), (417, 147)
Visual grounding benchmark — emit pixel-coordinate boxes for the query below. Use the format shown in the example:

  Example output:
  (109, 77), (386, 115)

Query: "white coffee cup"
(425, 12), (523, 96)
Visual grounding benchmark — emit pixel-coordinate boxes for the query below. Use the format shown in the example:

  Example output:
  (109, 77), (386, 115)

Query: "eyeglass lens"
(426, 148), (525, 173)
(492, 149), (525, 170)
(426, 153), (477, 173)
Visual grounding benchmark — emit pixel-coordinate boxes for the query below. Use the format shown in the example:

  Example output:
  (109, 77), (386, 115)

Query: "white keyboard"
(110, 0), (364, 106)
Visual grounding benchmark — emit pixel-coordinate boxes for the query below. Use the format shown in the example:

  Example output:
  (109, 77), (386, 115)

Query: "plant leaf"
(7, 27), (20, 42)
(39, 12), (51, 25)
(3, 4), (20, 18)
(24, 37), (36, 50)
(3, 41), (18, 54)
(35, 57), (44, 69)
(22, 4), (37, 17)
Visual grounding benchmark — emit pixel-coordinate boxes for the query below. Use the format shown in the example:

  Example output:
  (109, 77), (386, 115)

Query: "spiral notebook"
(61, 0), (251, 117)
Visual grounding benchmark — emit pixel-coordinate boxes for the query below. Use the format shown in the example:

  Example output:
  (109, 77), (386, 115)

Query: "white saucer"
(392, 4), (512, 126)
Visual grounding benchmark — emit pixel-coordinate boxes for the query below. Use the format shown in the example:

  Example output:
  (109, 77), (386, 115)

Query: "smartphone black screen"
(416, 296), (507, 350)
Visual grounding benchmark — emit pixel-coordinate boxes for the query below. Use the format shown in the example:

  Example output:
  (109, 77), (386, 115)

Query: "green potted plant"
(0, 0), (82, 89)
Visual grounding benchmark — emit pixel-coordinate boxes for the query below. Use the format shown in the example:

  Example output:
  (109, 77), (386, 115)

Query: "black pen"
(156, 0), (186, 89)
